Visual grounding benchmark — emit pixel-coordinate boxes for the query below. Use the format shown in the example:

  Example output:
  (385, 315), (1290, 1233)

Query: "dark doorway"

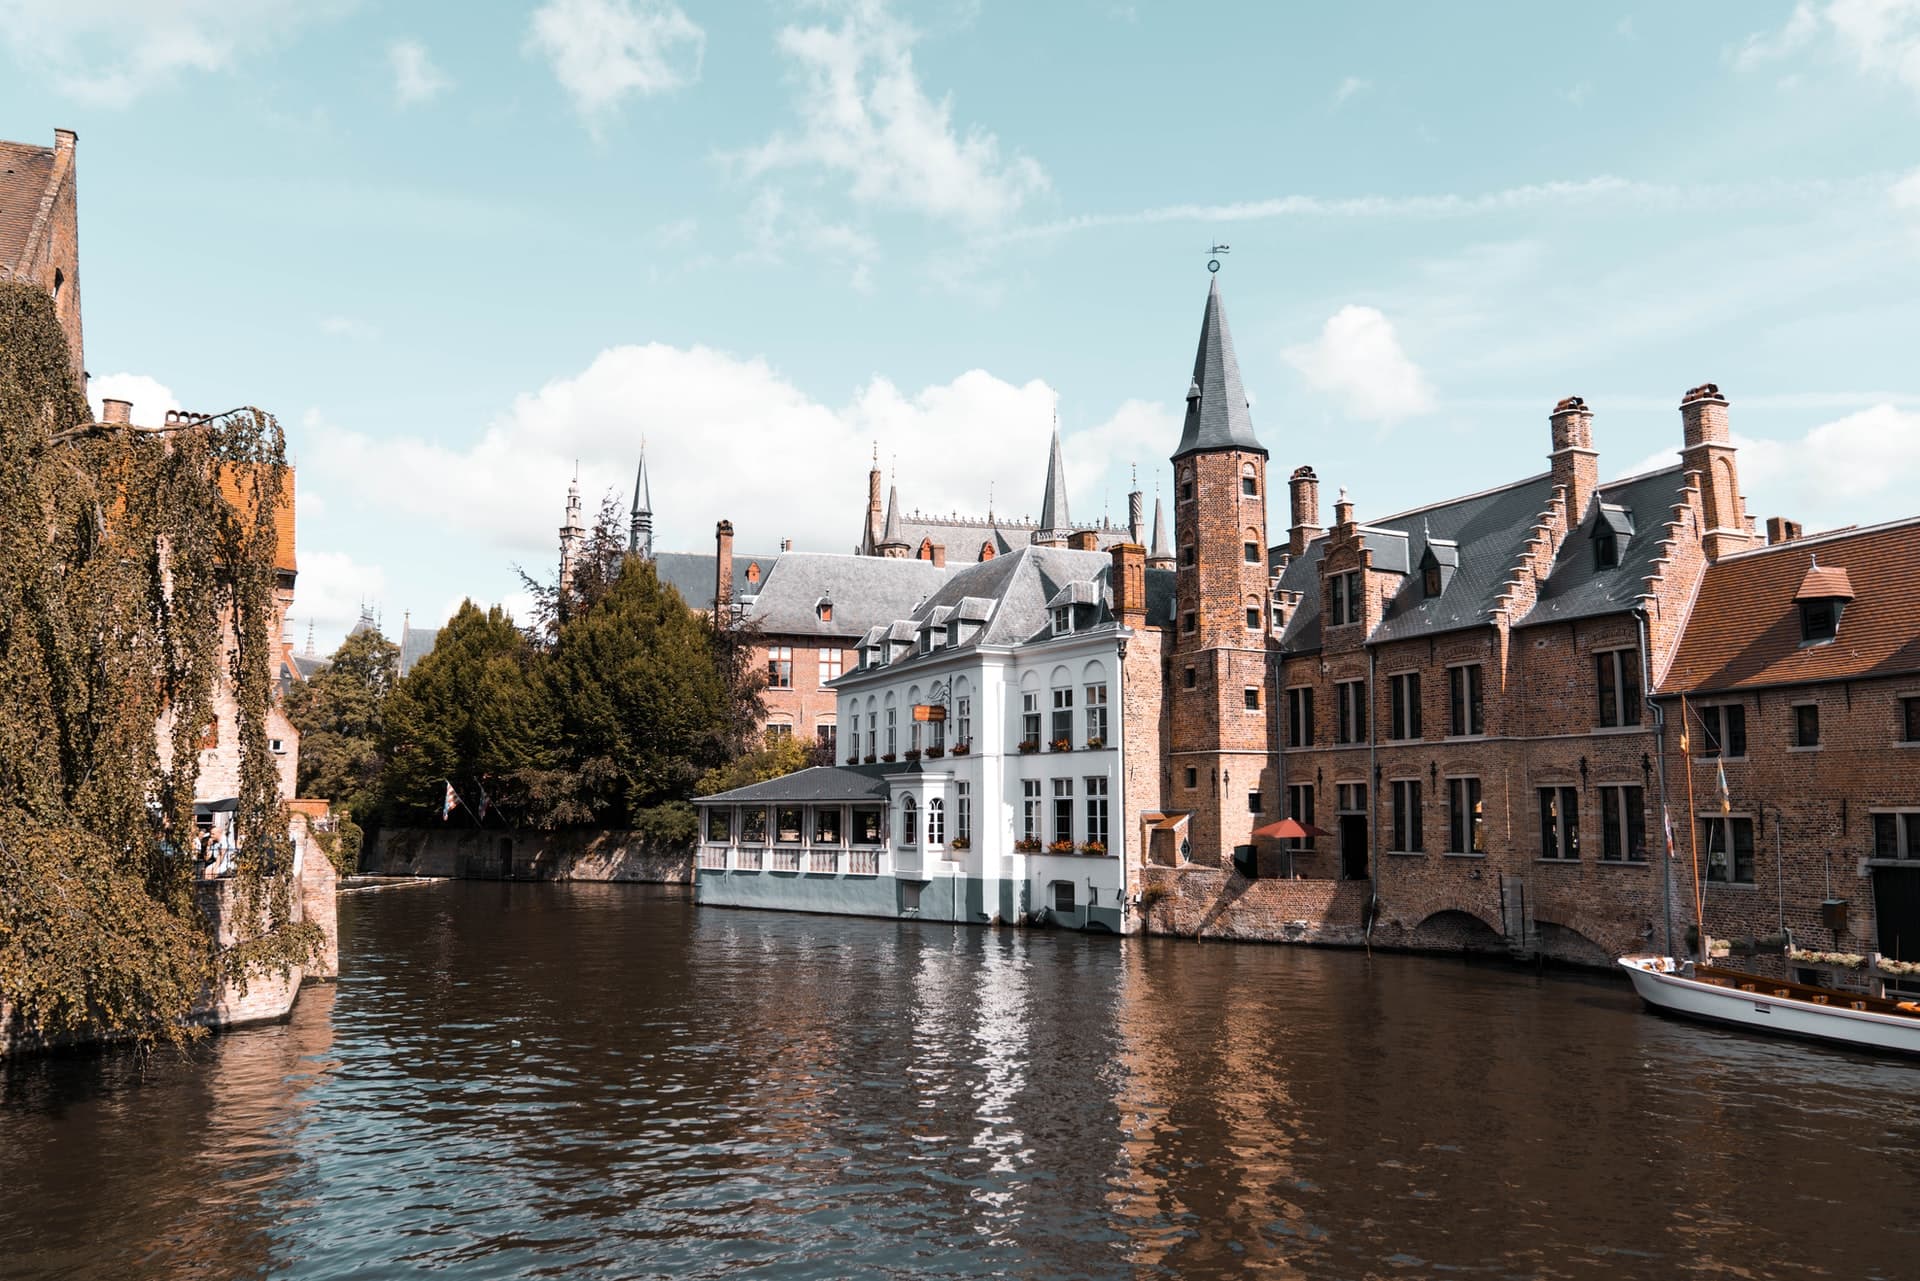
(1340, 815), (1369, 881)
(1873, 866), (1920, 961)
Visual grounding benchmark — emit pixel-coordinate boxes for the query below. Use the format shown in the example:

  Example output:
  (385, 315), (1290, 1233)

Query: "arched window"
(52, 268), (63, 304)
(1244, 526), (1263, 565)
(908, 685), (923, 752)
(1050, 665), (1074, 745)
(1246, 594), (1265, 633)
(927, 797), (945, 845)
(865, 697), (878, 760)
(979, 542), (996, 562)
(1242, 461), (1259, 497)
(901, 796), (918, 846)
(918, 537), (935, 561)
(1082, 659), (1109, 746)
(954, 676), (973, 746)
(1019, 669), (1042, 747)
(884, 692), (898, 757)
(1179, 465), (1195, 504)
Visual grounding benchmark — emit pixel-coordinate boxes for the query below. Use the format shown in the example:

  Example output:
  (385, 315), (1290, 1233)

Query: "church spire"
(629, 442), (653, 558)
(1173, 273), (1265, 461)
(877, 484), (909, 558)
(1034, 423), (1071, 546)
(1148, 492), (1174, 569)
(559, 466), (584, 593)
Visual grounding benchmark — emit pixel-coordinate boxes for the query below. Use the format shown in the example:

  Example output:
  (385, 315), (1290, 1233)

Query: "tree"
(285, 625), (397, 826)
(379, 601), (547, 824)
(696, 733), (816, 798)
(0, 282), (316, 1048)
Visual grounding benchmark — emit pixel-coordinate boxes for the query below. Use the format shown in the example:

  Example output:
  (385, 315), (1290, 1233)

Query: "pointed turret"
(1148, 494), (1174, 570)
(877, 485), (910, 558)
(1173, 274), (1265, 461)
(628, 444), (653, 558)
(861, 446), (884, 554)
(1127, 466), (1146, 547)
(559, 468), (585, 593)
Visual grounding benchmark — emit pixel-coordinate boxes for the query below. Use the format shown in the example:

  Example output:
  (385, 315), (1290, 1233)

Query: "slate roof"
(696, 763), (893, 806)
(0, 138), (55, 272)
(1173, 275), (1265, 460)
(654, 550), (779, 611)
(398, 626), (440, 677)
(1660, 518), (1920, 695)
(744, 552), (948, 639)
(1275, 465), (1690, 651)
(1037, 429), (1071, 534)
(867, 511), (1135, 560)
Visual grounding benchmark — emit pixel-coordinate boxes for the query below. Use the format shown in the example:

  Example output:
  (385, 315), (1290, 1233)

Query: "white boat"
(1619, 956), (1920, 1058)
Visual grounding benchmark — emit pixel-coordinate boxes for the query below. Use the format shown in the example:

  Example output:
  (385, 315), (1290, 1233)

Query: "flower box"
(863, 754), (877, 765)
(1080, 841), (1108, 857)
(925, 746), (945, 759)
(1013, 838), (1042, 853)
(904, 749), (922, 761)
(951, 743), (971, 756)
(1017, 740), (1040, 755)
(1046, 840), (1077, 856)
(950, 837), (971, 851)
(1050, 738), (1073, 753)
(846, 756), (860, 766)
(881, 753), (897, 763)
(1084, 736), (1105, 750)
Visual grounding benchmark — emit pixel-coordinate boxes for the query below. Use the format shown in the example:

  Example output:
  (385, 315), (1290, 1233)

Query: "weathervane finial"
(1207, 242), (1231, 273)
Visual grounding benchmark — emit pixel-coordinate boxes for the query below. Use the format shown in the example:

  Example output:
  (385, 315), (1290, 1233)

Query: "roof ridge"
(1367, 469), (1551, 525)
(1715, 512), (1920, 561)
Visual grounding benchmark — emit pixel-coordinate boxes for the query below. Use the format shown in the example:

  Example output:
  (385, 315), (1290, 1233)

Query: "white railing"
(737, 847), (763, 871)
(771, 849), (802, 872)
(848, 850), (880, 876)
(698, 846), (728, 870)
(809, 849), (838, 874)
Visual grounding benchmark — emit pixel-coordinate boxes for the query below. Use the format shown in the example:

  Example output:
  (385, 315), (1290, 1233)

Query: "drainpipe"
(1636, 606), (1674, 959)
(1367, 646), (1380, 941)
(1116, 632), (1130, 927)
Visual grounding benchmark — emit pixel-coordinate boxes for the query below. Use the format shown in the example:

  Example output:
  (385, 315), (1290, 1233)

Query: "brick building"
(0, 128), (83, 384)
(1656, 517), (1920, 994)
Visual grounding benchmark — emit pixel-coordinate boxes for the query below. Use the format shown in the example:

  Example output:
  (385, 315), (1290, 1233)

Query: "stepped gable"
(1275, 464), (1689, 652)
(1660, 517), (1920, 695)
(742, 552), (949, 638)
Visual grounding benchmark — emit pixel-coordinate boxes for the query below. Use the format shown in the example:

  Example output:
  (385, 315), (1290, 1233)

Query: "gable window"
(1448, 664), (1485, 737)
(1244, 540), (1261, 564)
(1287, 687), (1315, 747)
(1793, 703), (1820, 748)
(1595, 649), (1642, 727)
(1695, 704), (1746, 759)
(1600, 785), (1646, 862)
(820, 648), (844, 683)
(1872, 811), (1920, 860)
(1053, 778), (1074, 845)
(1389, 672), (1421, 741)
(1021, 691), (1041, 747)
(1700, 815), (1755, 883)
(1538, 787), (1580, 860)
(1391, 779), (1424, 853)
(1447, 777), (1484, 854)
(1022, 780), (1042, 841)
(1800, 598), (1841, 643)
(900, 797), (918, 847)
(1286, 784), (1315, 850)
(768, 646), (793, 689)
(1335, 679), (1367, 744)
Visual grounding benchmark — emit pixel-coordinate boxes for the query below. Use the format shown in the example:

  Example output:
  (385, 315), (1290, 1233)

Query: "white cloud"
(298, 344), (1172, 572)
(525, 0), (703, 124)
(1282, 306), (1436, 424)
(87, 371), (180, 425)
(1733, 405), (1920, 533)
(319, 315), (379, 340)
(731, 0), (1048, 227)
(290, 549), (388, 650)
(1737, 1), (1920, 97)
(0, 0), (335, 107)
(1895, 166), (1920, 210)
(654, 216), (699, 247)
(741, 187), (880, 289)
(1332, 76), (1369, 106)
(388, 38), (451, 105)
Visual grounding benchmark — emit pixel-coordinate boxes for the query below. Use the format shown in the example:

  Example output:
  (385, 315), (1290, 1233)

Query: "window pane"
(1876, 813), (1901, 859)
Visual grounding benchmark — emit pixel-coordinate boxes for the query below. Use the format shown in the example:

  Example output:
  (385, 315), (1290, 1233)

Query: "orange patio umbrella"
(1250, 818), (1328, 841)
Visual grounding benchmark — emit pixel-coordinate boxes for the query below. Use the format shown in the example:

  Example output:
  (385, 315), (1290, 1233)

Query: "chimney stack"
(100, 397), (132, 425)
(1288, 465), (1322, 556)
(1548, 395), (1598, 528)
(1333, 487), (1355, 530)
(1111, 543), (1147, 627)
(1766, 516), (1803, 545)
(1679, 383), (1752, 559)
(714, 520), (735, 615)
(1068, 530), (1100, 552)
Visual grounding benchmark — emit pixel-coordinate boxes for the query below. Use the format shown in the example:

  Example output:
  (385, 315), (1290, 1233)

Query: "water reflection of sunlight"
(966, 930), (1031, 1202)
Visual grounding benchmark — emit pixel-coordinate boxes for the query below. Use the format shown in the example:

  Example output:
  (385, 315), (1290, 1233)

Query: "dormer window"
(1794, 558), (1855, 647)
(1592, 505), (1633, 571)
(816, 598), (833, 623)
(1594, 536), (1618, 570)
(1052, 606), (1073, 636)
(1424, 565), (1443, 597)
(1418, 536), (1459, 599)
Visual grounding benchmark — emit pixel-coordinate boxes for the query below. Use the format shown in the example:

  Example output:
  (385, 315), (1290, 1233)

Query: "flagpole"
(1681, 695), (1706, 967)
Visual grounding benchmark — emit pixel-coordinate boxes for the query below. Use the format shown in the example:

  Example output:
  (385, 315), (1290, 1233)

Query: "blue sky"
(3, 0), (1918, 649)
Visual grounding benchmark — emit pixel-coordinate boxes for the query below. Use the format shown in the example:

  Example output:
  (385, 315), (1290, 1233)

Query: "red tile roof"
(0, 139), (58, 273)
(217, 463), (298, 575)
(1661, 519), (1920, 695)
(1795, 562), (1855, 601)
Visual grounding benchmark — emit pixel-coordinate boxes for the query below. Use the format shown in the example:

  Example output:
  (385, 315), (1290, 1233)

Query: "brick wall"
(366, 826), (694, 883)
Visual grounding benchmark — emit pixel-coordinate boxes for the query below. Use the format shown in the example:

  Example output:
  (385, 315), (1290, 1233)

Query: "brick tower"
(1167, 274), (1275, 867)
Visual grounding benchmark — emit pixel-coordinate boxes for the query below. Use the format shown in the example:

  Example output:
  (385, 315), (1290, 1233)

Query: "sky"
(3, 0), (1919, 652)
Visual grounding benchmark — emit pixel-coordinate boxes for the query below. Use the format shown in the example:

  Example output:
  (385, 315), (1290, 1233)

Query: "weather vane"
(1207, 243), (1230, 273)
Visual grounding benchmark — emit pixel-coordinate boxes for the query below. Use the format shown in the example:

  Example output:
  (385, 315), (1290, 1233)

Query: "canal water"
(3, 882), (1918, 1280)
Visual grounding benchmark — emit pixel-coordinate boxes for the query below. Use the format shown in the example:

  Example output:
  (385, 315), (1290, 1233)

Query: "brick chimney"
(1548, 396), (1598, 529)
(1679, 383), (1752, 559)
(1111, 542), (1147, 627)
(930, 542), (947, 568)
(1067, 530), (1099, 551)
(714, 520), (734, 615)
(1288, 465), (1322, 556)
(1766, 516), (1803, 545)
(100, 397), (132, 425)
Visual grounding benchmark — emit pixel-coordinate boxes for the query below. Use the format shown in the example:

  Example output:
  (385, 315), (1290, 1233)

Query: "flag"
(477, 782), (491, 822)
(1715, 758), (1731, 815)
(442, 781), (459, 821)
(1663, 805), (1675, 860)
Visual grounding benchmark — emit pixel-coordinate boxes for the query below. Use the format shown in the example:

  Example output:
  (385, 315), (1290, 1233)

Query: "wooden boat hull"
(1619, 957), (1920, 1058)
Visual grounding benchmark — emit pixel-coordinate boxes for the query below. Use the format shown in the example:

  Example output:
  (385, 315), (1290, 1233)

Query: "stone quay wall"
(365, 827), (693, 884)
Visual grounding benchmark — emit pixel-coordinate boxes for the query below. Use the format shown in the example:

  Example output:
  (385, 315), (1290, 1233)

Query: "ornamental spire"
(1173, 273), (1265, 461)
